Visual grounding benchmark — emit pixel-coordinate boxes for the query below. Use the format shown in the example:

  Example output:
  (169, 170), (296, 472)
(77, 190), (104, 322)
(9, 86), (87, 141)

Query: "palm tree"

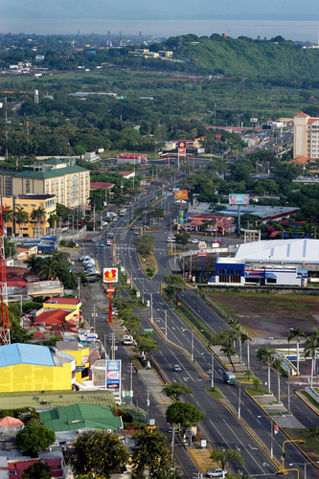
(14, 206), (29, 237)
(2, 208), (13, 234)
(304, 329), (319, 388)
(273, 357), (282, 402)
(288, 327), (305, 376)
(240, 331), (251, 366)
(26, 254), (41, 275)
(38, 256), (60, 280)
(257, 347), (274, 393)
(31, 206), (46, 237)
(48, 213), (58, 230)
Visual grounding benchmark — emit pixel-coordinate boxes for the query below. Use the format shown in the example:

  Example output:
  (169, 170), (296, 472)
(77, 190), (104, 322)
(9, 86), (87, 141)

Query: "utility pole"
(270, 421), (273, 459)
(247, 340), (250, 371)
(93, 303), (96, 333)
(146, 390), (150, 423)
(111, 333), (116, 360)
(191, 330), (194, 362)
(287, 377), (290, 411)
(150, 293), (153, 323)
(164, 310), (168, 339)
(4, 97), (8, 161)
(211, 353), (214, 388)
(238, 383), (242, 418)
(130, 362), (133, 406)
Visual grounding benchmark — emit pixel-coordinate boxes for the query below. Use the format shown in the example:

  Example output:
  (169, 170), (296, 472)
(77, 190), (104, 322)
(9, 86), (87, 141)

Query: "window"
(218, 269), (225, 275)
(26, 179), (30, 193)
(5, 177), (12, 196)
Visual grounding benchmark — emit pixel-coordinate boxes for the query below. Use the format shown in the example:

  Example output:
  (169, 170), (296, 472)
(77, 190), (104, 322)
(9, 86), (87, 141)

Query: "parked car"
(173, 364), (182, 372)
(99, 242), (105, 247)
(206, 469), (228, 477)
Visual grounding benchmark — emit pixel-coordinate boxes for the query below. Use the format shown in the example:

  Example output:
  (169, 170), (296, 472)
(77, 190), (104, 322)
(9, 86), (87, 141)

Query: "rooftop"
(219, 204), (299, 220)
(0, 164), (88, 180)
(44, 298), (81, 305)
(40, 403), (122, 432)
(90, 181), (114, 190)
(235, 238), (319, 264)
(0, 343), (54, 368)
(0, 390), (116, 411)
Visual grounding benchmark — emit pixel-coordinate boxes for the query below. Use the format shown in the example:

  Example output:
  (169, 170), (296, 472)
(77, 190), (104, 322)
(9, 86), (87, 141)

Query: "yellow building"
(294, 112), (319, 161)
(43, 297), (82, 320)
(0, 343), (74, 393)
(3, 194), (56, 237)
(0, 158), (90, 208)
(57, 341), (90, 384)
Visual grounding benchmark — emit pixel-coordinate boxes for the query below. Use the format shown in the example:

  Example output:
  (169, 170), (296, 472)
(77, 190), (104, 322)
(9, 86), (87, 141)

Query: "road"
(79, 184), (314, 479)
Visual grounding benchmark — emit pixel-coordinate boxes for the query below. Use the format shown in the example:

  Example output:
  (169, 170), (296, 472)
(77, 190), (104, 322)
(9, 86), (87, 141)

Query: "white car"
(190, 238), (199, 244)
(206, 469), (228, 477)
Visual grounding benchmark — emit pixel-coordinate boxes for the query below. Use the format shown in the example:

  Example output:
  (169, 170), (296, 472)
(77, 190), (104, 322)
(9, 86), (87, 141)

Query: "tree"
(288, 327), (305, 375)
(162, 382), (192, 401)
(71, 430), (129, 479)
(166, 402), (204, 430)
(2, 207), (13, 233)
(22, 462), (51, 479)
(15, 423), (55, 457)
(135, 236), (154, 256)
(273, 357), (282, 402)
(174, 232), (190, 248)
(131, 427), (175, 479)
(48, 213), (59, 229)
(304, 328), (319, 388)
(31, 206), (46, 236)
(210, 447), (244, 472)
(213, 329), (239, 371)
(135, 334), (159, 360)
(26, 254), (41, 274)
(257, 347), (274, 393)
(14, 206), (29, 237)
(164, 274), (185, 301)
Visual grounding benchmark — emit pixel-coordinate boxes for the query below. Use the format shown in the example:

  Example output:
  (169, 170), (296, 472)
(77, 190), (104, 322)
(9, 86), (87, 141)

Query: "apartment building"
(293, 112), (319, 161)
(0, 159), (90, 208)
(3, 194), (56, 237)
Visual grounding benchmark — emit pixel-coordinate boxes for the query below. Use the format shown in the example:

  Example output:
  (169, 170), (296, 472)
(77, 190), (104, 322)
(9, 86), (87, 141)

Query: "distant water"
(1, 18), (319, 43)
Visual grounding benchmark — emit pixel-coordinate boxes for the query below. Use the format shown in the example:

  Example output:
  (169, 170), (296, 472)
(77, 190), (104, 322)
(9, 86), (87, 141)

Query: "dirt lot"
(206, 292), (319, 338)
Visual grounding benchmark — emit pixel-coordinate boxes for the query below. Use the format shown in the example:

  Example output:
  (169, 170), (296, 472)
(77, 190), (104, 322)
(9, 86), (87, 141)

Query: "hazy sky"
(2, 0), (319, 21)
(1, 0), (318, 39)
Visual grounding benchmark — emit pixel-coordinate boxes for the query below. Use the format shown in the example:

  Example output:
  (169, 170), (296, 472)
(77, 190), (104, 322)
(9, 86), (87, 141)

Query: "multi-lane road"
(79, 186), (316, 479)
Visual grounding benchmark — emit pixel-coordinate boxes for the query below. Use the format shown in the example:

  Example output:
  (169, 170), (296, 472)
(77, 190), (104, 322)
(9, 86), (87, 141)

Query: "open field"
(206, 292), (319, 337)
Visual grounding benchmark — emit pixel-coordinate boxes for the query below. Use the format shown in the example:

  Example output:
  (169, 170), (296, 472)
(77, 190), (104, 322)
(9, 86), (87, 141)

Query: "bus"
(224, 371), (236, 385)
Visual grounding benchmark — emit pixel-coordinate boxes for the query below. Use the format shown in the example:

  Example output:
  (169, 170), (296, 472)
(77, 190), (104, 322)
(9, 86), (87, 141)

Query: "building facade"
(3, 194), (56, 237)
(0, 159), (90, 208)
(293, 112), (319, 160)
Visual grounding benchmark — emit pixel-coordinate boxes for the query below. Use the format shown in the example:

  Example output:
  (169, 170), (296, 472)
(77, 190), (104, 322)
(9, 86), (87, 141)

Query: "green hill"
(161, 34), (319, 79)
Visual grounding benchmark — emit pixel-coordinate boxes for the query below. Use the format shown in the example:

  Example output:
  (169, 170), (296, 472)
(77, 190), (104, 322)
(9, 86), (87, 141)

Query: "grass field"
(0, 390), (116, 410)
(205, 292), (319, 337)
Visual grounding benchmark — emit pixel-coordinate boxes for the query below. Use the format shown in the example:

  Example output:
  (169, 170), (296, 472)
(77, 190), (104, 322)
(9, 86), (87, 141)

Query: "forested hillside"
(160, 34), (319, 78)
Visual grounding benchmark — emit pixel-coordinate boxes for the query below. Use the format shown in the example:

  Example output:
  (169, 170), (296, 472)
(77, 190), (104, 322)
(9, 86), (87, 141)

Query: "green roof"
(42, 158), (67, 165)
(0, 390), (116, 410)
(0, 165), (89, 180)
(40, 403), (122, 432)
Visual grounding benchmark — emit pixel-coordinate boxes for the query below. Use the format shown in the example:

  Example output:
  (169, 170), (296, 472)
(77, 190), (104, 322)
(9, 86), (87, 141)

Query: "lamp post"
(278, 440), (304, 475)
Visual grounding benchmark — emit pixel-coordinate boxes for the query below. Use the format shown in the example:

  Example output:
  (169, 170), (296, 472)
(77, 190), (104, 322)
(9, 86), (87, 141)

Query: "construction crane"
(0, 207), (10, 345)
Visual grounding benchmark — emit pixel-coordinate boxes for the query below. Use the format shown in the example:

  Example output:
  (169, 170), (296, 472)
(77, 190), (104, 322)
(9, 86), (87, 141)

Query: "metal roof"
(235, 239), (319, 264)
(0, 343), (55, 368)
(40, 403), (122, 432)
(0, 165), (88, 180)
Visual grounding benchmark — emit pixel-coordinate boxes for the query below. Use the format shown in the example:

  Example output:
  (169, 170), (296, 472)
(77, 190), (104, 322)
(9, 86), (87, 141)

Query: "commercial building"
(0, 343), (75, 393)
(3, 194), (56, 237)
(293, 112), (319, 161)
(213, 238), (319, 286)
(0, 159), (90, 208)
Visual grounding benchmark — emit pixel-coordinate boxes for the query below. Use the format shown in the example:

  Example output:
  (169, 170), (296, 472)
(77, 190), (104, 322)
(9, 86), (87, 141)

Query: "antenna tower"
(0, 206), (10, 345)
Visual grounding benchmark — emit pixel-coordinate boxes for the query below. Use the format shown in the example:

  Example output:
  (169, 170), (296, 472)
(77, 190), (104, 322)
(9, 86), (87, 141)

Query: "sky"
(1, 0), (319, 38)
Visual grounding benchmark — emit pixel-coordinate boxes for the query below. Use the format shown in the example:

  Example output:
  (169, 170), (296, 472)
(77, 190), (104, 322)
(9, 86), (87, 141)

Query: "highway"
(80, 185), (315, 479)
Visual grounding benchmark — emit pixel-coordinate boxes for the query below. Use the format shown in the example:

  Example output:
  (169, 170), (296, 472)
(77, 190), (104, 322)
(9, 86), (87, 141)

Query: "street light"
(278, 439), (304, 475)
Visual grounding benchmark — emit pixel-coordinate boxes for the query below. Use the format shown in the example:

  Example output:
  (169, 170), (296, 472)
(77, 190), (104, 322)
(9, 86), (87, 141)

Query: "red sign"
(274, 424), (279, 435)
(197, 251), (207, 257)
(106, 287), (115, 293)
(103, 267), (118, 283)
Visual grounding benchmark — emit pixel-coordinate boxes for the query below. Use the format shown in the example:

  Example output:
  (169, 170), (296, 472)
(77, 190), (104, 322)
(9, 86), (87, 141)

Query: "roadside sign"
(103, 267), (118, 283)
(144, 328), (154, 334)
(198, 241), (207, 250)
(197, 251), (207, 257)
(106, 287), (115, 293)
(122, 390), (133, 398)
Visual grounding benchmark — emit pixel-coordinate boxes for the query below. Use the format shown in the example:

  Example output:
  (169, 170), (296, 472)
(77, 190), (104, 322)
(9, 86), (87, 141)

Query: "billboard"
(174, 189), (188, 201)
(178, 210), (184, 225)
(106, 359), (121, 391)
(103, 267), (119, 283)
(229, 194), (250, 206)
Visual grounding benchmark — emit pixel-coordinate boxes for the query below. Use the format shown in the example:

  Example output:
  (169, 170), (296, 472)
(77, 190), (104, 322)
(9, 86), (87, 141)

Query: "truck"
(122, 334), (134, 345)
(119, 209), (127, 217)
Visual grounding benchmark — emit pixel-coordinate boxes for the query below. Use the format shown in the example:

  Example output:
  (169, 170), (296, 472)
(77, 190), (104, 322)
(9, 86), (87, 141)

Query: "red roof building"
(90, 181), (114, 190)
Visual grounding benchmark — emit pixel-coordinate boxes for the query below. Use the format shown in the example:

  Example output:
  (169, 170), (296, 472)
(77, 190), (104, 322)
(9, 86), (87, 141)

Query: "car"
(83, 238), (93, 242)
(99, 242), (105, 247)
(133, 231), (139, 235)
(190, 238), (199, 244)
(106, 239), (113, 246)
(173, 364), (182, 372)
(206, 469), (228, 477)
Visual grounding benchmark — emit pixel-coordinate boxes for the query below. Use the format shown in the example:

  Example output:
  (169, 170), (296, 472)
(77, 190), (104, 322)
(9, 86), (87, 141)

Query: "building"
(218, 204), (299, 223)
(213, 238), (319, 286)
(39, 403), (122, 444)
(90, 181), (115, 191)
(56, 341), (90, 384)
(3, 194), (56, 237)
(293, 112), (319, 161)
(0, 159), (90, 208)
(0, 343), (75, 393)
(116, 153), (147, 165)
(44, 297), (82, 316)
